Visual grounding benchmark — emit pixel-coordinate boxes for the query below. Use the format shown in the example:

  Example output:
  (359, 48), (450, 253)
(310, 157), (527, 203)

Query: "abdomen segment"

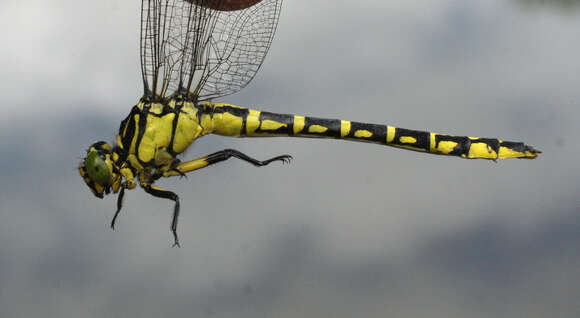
(207, 103), (540, 160)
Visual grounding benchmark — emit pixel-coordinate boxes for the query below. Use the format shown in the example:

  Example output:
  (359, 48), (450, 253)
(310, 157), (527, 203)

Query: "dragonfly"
(79, 0), (540, 247)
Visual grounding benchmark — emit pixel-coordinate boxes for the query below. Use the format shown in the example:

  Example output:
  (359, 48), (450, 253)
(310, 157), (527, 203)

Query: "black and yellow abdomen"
(206, 102), (539, 160)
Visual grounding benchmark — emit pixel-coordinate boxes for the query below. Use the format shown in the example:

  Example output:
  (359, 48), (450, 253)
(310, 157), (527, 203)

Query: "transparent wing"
(140, 0), (282, 101)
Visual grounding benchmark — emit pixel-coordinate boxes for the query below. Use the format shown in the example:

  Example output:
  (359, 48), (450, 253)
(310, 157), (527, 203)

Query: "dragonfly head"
(79, 141), (117, 198)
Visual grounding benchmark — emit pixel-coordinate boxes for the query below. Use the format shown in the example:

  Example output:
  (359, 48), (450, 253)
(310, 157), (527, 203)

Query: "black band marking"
(392, 128), (431, 151)
(303, 116), (341, 138)
(256, 111), (294, 135)
(346, 121), (387, 143)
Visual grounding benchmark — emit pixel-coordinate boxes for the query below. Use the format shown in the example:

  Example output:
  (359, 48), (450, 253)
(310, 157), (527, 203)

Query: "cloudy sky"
(0, 0), (579, 317)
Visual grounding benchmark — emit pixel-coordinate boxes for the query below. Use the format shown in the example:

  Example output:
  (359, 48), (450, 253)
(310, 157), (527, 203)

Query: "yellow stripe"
(431, 133), (460, 155)
(293, 116), (305, 135)
(400, 136), (417, 144)
(429, 133), (436, 152)
(308, 125), (328, 134)
(116, 135), (124, 150)
(386, 126), (396, 143)
(214, 112), (243, 137)
(246, 109), (261, 136)
(468, 142), (497, 159)
(261, 120), (287, 131)
(354, 129), (372, 138)
(200, 112), (213, 135)
(340, 120), (351, 137)
(436, 140), (460, 155)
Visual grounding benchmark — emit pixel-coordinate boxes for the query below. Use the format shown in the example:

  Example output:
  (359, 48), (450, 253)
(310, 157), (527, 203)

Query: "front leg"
(142, 184), (181, 247)
(110, 185), (126, 230)
(110, 178), (136, 230)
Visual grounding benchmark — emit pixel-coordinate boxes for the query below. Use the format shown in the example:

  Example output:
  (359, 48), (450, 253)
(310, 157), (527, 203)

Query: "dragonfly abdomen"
(207, 102), (540, 160)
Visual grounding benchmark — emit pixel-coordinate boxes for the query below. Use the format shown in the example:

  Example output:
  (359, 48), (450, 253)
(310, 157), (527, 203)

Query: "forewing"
(140, 0), (282, 100)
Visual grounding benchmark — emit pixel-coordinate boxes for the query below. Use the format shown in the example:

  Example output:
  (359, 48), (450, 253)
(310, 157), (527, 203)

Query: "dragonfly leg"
(164, 149), (292, 177)
(169, 158), (187, 178)
(142, 184), (181, 247)
(110, 186), (126, 230)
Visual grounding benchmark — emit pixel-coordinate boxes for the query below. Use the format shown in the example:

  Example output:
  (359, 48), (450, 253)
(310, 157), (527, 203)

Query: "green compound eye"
(85, 151), (111, 186)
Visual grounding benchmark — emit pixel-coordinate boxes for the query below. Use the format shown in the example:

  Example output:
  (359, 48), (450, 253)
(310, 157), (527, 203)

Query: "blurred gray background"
(0, 0), (579, 317)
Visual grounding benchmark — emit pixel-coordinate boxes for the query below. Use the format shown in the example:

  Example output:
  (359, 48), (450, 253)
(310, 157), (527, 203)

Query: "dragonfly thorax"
(116, 98), (207, 170)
